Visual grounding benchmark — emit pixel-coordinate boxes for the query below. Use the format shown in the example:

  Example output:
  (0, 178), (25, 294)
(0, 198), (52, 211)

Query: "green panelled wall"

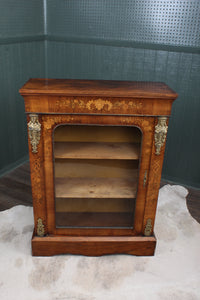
(0, 42), (45, 174)
(46, 0), (200, 52)
(0, 1), (45, 175)
(0, 0), (44, 39)
(0, 0), (200, 188)
(45, 0), (200, 188)
(46, 42), (200, 188)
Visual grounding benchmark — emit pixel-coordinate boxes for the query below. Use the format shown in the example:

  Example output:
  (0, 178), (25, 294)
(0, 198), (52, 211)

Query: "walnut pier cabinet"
(20, 79), (177, 256)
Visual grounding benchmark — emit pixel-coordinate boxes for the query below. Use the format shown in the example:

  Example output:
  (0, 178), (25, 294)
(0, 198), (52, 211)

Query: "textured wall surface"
(45, 0), (200, 188)
(46, 42), (200, 187)
(0, 1), (45, 174)
(46, 0), (200, 52)
(0, 0), (200, 188)
(0, 0), (44, 39)
(0, 42), (45, 173)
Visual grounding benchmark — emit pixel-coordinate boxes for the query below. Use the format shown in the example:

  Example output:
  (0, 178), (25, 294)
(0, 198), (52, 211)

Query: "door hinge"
(144, 219), (152, 236)
(37, 218), (45, 237)
(143, 170), (147, 187)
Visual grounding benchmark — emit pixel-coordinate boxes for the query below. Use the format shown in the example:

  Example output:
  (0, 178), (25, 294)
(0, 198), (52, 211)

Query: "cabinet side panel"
(27, 114), (47, 236)
(143, 117), (169, 234)
(133, 117), (155, 234)
(42, 116), (56, 234)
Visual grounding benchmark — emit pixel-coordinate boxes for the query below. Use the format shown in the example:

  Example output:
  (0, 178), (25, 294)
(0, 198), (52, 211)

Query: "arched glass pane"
(53, 125), (142, 228)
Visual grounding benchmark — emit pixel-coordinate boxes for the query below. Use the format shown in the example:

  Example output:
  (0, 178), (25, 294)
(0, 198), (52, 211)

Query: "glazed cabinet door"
(53, 124), (141, 229)
(38, 114), (155, 237)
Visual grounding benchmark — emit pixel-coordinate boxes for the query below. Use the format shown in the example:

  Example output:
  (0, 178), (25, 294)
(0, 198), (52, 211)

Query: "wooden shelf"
(55, 160), (139, 179)
(54, 142), (140, 160)
(55, 212), (134, 227)
(55, 198), (134, 213)
(55, 177), (137, 199)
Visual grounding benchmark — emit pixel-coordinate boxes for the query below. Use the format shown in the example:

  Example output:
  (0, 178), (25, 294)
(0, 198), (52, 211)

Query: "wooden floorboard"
(0, 162), (32, 211)
(186, 188), (200, 224)
(0, 162), (199, 225)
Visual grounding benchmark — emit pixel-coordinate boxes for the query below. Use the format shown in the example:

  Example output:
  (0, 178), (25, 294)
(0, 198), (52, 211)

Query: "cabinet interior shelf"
(55, 212), (133, 228)
(55, 198), (134, 213)
(55, 177), (137, 199)
(20, 78), (177, 256)
(54, 142), (140, 160)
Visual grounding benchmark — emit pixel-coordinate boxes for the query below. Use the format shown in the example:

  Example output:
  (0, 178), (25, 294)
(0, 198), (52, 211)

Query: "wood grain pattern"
(55, 177), (137, 199)
(19, 79), (177, 256)
(55, 198), (133, 213)
(54, 160), (139, 179)
(1, 163), (199, 227)
(54, 124), (141, 143)
(142, 117), (169, 236)
(20, 79), (177, 98)
(23, 95), (174, 116)
(54, 142), (140, 160)
(32, 235), (156, 256)
(40, 113), (155, 237)
(56, 212), (134, 227)
(27, 114), (47, 236)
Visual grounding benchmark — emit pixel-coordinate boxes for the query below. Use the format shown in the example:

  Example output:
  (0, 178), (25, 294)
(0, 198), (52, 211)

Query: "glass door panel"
(53, 125), (142, 229)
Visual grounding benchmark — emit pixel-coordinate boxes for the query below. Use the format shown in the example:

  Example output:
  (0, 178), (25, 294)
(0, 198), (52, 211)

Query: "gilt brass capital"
(28, 114), (41, 153)
(154, 117), (168, 155)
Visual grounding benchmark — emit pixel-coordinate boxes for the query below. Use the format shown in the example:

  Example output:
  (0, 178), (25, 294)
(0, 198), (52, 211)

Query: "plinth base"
(32, 234), (156, 256)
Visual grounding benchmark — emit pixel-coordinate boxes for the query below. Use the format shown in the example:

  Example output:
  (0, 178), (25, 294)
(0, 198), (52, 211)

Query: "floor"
(0, 162), (199, 224)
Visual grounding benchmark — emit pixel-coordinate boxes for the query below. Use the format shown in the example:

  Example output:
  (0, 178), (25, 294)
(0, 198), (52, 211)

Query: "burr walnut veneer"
(20, 79), (177, 256)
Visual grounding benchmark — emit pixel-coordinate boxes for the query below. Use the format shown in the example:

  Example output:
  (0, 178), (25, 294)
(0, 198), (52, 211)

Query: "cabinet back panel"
(54, 160), (139, 179)
(54, 125), (141, 143)
(56, 198), (133, 213)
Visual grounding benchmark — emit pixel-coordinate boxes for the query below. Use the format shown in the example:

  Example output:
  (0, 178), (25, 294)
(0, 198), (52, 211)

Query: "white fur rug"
(0, 185), (200, 300)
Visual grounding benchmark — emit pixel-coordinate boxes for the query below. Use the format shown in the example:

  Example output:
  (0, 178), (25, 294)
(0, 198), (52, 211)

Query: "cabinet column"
(27, 114), (47, 237)
(143, 117), (169, 236)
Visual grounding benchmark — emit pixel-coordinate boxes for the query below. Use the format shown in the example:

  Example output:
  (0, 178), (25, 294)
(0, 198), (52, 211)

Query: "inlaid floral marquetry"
(20, 78), (177, 256)
(86, 99), (113, 111)
(53, 97), (144, 114)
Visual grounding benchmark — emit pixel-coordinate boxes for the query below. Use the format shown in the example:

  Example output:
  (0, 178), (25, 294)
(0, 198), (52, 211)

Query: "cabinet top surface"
(20, 78), (177, 99)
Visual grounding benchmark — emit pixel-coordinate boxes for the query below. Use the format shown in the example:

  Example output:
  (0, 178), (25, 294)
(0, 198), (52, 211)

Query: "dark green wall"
(46, 42), (200, 188)
(46, 0), (200, 52)
(0, 0), (44, 39)
(1, 0), (200, 188)
(45, 0), (200, 188)
(0, 1), (45, 175)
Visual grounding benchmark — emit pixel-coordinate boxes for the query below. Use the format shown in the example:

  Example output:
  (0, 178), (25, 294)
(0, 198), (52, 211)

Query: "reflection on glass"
(53, 125), (142, 228)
